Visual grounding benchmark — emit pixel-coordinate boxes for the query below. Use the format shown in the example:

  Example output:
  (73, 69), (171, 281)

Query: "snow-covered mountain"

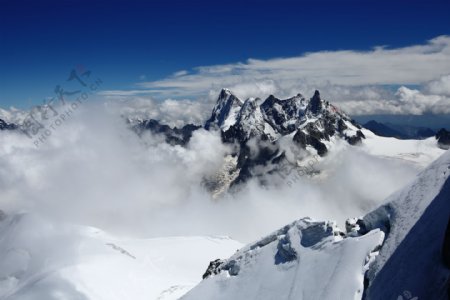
(0, 90), (448, 300)
(182, 149), (450, 300)
(133, 89), (446, 193)
(133, 89), (369, 191)
(210, 89), (365, 149)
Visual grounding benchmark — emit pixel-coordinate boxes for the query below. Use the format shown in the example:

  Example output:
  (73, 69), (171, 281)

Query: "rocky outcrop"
(133, 119), (201, 146)
(0, 118), (17, 130)
(205, 89), (244, 131)
(436, 128), (450, 149)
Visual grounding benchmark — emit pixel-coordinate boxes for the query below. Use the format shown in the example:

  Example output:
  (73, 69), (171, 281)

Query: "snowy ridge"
(183, 150), (450, 300)
(362, 149), (450, 299)
(182, 218), (384, 300)
(204, 89), (244, 131)
(212, 89), (364, 148)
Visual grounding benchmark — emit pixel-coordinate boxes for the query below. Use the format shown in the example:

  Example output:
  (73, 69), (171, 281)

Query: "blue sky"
(1, 0), (450, 108)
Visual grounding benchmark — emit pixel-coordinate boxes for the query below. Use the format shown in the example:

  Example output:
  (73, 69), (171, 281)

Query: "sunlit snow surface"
(184, 150), (450, 300)
(0, 102), (448, 300)
(182, 218), (384, 300)
(0, 214), (242, 300)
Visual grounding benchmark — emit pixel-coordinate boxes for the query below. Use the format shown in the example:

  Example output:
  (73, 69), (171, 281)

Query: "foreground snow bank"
(363, 149), (450, 299)
(184, 150), (450, 300)
(0, 213), (242, 300)
(182, 218), (384, 300)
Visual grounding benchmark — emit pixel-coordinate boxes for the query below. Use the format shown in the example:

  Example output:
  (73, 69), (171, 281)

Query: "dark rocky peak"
(237, 98), (259, 122)
(436, 128), (450, 149)
(0, 118), (18, 130)
(205, 89), (243, 130)
(307, 90), (323, 115)
(133, 119), (201, 146)
(260, 94), (306, 135)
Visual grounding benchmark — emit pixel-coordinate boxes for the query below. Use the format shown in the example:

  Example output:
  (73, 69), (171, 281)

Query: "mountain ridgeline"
(134, 89), (366, 188)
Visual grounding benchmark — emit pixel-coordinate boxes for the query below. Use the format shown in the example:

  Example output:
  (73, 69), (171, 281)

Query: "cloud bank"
(101, 36), (450, 120)
(0, 102), (424, 242)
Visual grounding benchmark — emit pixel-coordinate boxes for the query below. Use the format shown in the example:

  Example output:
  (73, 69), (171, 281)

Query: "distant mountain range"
(363, 120), (435, 139)
(132, 89), (366, 191)
(126, 89), (450, 193)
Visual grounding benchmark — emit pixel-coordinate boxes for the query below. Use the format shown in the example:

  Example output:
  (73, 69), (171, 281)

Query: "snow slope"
(0, 213), (242, 300)
(363, 149), (450, 299)
(182, 219), (384, 300)
(183, 150), (450, 300)
(361, 128), (445, 167)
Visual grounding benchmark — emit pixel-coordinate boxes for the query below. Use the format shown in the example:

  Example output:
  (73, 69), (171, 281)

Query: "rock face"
(436, 128), (450, 149)
(0, 118), (17, 130)
(134, 89), (366, 189)
(205, 89), (244, 131)
(132, 119), (201, 146)
(214, 90), (365, 186)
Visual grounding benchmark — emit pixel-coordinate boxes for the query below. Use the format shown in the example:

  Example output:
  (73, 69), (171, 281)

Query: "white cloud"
(98, 35), (450, 117)
(337, 85), (450, 115)
(0, 103), (423, 242)
(426, 74), (450, 96)
(104, 96), (212, 127)
(137, 36), (450, 96)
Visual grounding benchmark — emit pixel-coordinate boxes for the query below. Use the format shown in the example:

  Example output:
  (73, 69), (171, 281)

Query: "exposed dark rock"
(202, 259), (224, 279)
(300, 222), (333, 247)
(225, 260), (240, 276)
(275, 235), (297, 265)
(436, 128), (450, 150)
(293, 130), (308, 149)
(309, 136), (328, 156)
(0, 119), (18, 130)
(260, 94), (304, 135)
(443, 216), (450, 269)
(324, 119), (336, 137)
(293, 129), (328, 156)
(337, 119), (348, 133)
(133, 119), (201, 146)
(308, 90), (323, 115)
(304, 122), (330, 141)
(202, 258), (241, 278)
(232, 142), (280, 186)
(346, 131), (365, 145)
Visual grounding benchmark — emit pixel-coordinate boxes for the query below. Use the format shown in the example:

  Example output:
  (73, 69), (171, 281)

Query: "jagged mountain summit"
(134, 89), (366, 191)
(0, 118), (17, 130)
(206, 89), (365, 147)
(136, 89), (365, 148)
(182, 150), (450, 300)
